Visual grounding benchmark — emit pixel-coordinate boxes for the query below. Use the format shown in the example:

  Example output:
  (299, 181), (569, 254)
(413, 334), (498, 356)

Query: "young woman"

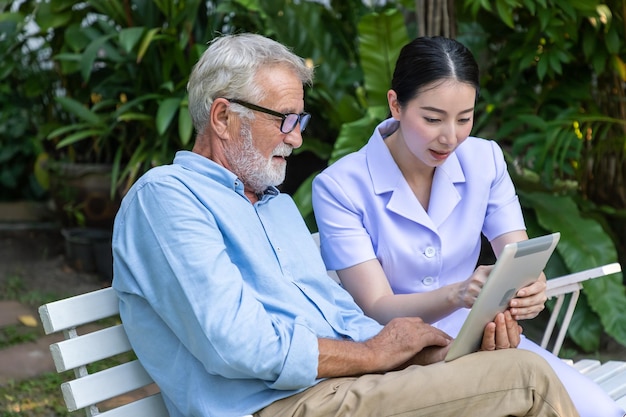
(312, 36), (624, 417)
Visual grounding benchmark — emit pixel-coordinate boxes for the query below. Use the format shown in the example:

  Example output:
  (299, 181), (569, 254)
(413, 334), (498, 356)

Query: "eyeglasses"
(226, 98), (311, 134)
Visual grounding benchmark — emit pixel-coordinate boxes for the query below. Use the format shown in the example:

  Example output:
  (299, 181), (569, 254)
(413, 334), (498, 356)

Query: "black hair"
(391, 36), (479, 106)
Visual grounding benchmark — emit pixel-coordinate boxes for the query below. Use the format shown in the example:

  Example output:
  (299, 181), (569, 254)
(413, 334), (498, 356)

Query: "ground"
(0, 227), (109, 302)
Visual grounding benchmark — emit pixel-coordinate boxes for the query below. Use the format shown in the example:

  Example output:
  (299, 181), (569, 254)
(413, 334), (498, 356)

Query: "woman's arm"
(337, 259), (492, 324)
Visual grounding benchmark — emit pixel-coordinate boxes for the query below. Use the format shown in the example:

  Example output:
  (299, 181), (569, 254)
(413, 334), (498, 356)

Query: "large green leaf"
(81, 33), (117, 82)
(329, 106), (388, 165)
(178, 103), (193, 146)
(358, 9), (409, 108)
(292, 172), (318, 223)
(119, 27), (146, 54)
(54, 96), (102, 125)
(521, 191), (626, 350)
(156, 97), (181, 136)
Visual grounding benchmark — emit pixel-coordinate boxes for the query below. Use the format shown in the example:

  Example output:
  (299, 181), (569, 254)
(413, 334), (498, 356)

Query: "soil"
(0, 227), (110, 302)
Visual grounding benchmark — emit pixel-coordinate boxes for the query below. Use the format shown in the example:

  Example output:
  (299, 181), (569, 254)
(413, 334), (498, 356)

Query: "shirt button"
(424, 247), (436, 258)
(422, 276), (435, 286)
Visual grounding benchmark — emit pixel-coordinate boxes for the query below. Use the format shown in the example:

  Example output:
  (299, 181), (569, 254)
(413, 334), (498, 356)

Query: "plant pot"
(48, 162), (122, 229)
(62, 227), (113, 281)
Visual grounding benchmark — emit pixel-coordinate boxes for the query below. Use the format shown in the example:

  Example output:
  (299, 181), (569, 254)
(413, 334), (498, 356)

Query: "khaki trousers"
(255, 349), (579, 417)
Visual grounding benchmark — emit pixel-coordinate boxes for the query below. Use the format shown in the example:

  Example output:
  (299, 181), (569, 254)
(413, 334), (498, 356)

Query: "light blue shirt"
(312, 118), (525, 337)
(112, 151), (382, 417)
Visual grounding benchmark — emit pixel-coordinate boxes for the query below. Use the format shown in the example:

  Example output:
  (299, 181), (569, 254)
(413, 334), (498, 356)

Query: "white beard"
(224, 125), (292, 194)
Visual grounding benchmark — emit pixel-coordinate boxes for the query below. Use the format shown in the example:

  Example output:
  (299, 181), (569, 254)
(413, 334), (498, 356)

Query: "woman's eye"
(458, 118), (472, 124)
(424, 117), (439, 123)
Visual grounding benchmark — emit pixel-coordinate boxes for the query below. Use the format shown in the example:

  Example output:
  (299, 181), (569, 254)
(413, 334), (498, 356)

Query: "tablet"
(444, 232), (561, 362)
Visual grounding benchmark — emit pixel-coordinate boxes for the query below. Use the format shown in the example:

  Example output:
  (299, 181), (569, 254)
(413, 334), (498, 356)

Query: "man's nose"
(284, 129), (303, 149)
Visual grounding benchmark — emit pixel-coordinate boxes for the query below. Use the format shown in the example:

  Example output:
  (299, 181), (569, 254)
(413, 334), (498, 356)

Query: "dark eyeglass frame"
(225, 98), (310, 134)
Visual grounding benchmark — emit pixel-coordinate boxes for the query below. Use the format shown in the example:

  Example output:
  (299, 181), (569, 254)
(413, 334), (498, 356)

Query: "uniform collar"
(365, 118), (466, 229)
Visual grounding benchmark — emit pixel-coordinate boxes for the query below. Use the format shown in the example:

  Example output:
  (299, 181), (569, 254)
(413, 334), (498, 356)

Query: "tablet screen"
(444, 232), (561, 362)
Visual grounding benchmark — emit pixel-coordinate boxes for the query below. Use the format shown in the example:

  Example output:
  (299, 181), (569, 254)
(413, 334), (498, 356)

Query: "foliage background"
(1, 0), (625, 354)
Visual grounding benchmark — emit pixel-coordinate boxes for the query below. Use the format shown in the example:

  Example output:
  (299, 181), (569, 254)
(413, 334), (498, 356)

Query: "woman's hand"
(453, 265), (492, 309)
(491, 231), (548, 321)
(508, 272), (547, 320)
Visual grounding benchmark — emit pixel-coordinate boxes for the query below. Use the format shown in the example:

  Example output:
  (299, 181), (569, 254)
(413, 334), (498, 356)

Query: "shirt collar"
(173, 150), (279, 200)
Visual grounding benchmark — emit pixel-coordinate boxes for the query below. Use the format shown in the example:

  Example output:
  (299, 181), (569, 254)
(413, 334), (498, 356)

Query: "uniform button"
(424, 247), (436, 258)
(422, 276), (435, 286)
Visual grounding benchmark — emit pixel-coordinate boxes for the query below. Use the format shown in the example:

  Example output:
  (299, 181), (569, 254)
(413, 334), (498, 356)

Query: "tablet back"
(444, 232), (561, 362)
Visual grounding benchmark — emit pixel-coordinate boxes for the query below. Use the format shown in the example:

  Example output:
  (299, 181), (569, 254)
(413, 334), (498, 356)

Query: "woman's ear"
(387, 90), (401, 120)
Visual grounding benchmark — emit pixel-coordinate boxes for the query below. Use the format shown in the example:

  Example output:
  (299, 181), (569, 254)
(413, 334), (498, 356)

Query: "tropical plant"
(458, 0), (626, 352)
(39, 0), (223, 196)
(3, 0), (625, 352)
(0, 2), (56, 201)
(289, 4), (626, 353)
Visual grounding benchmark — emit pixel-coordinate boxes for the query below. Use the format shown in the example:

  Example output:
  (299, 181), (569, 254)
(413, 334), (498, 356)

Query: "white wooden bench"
(38, 287), (170, 417)
(39, 235), (625, 415)
(38, 288), (253, 417)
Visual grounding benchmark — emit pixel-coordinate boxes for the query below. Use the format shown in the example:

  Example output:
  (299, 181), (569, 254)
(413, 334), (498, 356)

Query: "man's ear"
(211, 98), (232, 138)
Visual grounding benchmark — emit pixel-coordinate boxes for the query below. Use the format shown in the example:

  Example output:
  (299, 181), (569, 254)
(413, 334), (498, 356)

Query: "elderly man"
(112, 33), (578, 417)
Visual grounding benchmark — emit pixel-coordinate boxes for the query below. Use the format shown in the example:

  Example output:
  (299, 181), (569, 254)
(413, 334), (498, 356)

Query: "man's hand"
(479, 310), (522, 351)
(317, 317), (452, 378)
(365, 317), (452, 369)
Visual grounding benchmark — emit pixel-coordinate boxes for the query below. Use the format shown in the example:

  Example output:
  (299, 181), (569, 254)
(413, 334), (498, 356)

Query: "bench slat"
(39, 287), (118, 334)
(50, 325), (132, 372)
(545, 263), (622, 296)
(598, 368), (626, 401)
(573, 359), (601, 374)
(584, 361), (626, 384)
(98, 394), (169, 417)
(61, 360), (153, 411)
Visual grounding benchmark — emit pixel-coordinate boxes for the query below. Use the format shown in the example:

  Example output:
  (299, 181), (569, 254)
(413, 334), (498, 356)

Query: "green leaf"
(34, 2), (73, 30)
(521, 192), (626, 349)
(565, 294), (603, 351)
(64, 24), (90, 51)
(330, 106), (388, 164)
(156, 97), (181, 136)
(47, 123), (93, 139)
(537, 7), (551, 31)
(0, 12), (24, 24)
(591, 49), (607, 73)
(56, 129), (104, 148)
(119, 27), (146, 54)
(495, 0), (515, 28)
(178, 105), (193, 146)
(581, 30), (596, 60)
(137, 28), (161, 64)
(117, 113), (153, 122)
(613, 55), (626, 82)
(605, 26), (620, 54)
(54, 96), (102, 125)
(81, 33), (117, 82)
(358, 9), (409, 107)
(292, 172), (317, 221)
(536, 55), (548, 80)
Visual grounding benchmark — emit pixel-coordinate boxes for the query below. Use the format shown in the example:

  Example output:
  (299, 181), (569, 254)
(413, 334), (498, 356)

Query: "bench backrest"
(38, 287), (169, 417)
